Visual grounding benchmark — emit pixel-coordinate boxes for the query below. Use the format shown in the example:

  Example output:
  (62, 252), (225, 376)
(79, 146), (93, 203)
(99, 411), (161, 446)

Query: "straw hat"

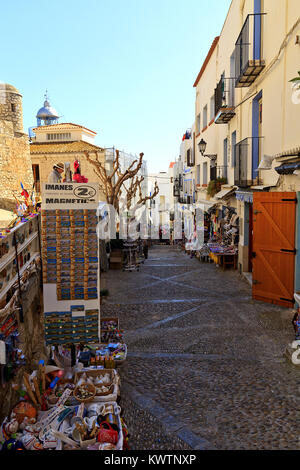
(54, 162), (64, 171)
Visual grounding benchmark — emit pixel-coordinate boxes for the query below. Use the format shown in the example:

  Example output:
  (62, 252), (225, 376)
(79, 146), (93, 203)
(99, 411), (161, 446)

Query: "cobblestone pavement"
(101, 245), (300, 450)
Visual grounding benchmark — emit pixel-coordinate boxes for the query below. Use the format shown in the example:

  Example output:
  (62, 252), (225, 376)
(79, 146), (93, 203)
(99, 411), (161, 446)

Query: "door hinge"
(280, 248), (297, 254)
(253, 279), (261, 285)
(252, 252), (256, 258)
(253, 210), (262, 215)
(281, 198), (297, 203)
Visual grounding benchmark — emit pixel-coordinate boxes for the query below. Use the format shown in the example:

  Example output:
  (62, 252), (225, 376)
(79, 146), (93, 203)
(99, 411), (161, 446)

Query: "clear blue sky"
(1, 0), (231, 173)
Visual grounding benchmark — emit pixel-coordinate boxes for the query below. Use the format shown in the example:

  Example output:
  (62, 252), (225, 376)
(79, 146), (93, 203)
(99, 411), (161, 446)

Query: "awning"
(275, 147), (300, 160)
(196, 199), (218, 212)
(250, 185), (276, 190)
(0, 209), (16, 229)
(235, 191), (253, 203)
(274, 161), (300, 175)
(215, 187), (235, 199)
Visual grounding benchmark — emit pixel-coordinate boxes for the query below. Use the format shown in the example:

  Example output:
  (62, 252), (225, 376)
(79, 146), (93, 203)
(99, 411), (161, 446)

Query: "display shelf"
(0, 252), (40, 300)
(0, 231), (39, 273)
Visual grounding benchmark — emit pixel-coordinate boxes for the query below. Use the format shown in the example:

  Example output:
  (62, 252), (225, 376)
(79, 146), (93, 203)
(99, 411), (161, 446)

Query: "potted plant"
(207, 177), (227, 198)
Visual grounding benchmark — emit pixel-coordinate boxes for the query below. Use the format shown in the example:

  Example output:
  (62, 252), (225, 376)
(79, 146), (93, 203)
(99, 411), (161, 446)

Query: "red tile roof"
(193, 36), (220, 87)
(32, 122), (97, 135)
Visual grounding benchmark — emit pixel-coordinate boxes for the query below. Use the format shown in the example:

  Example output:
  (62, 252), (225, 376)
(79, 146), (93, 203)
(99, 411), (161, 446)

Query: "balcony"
(235, 14), (266, 88)
(234, 138), (263, 187)
(214, 77), (235, 124)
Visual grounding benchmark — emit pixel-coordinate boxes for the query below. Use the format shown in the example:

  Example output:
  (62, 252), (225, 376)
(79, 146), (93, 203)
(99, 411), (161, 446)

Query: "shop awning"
(215, 187), (235, 199)
(274, 147), (300, 161)
(0, 209), (16, 229)
(250, 185), (277, 190)
(274, 161), (300, 175)
(196, 199), (218, 212)
(235, 191), (253, 203)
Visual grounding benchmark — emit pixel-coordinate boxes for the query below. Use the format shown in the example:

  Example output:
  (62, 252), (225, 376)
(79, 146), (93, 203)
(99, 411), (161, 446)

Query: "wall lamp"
(198, 138), (217, 161)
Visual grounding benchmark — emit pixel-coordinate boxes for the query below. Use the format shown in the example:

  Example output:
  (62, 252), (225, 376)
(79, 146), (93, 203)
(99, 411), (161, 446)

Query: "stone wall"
(0, 84), (34, 210)
(0, 132), (34, 208)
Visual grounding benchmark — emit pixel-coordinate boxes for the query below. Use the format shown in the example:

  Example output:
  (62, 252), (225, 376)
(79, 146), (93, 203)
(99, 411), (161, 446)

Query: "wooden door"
(252, 192), (297, 308)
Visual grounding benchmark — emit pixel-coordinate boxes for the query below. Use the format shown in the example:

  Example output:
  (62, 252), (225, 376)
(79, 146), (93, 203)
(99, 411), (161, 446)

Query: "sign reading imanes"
(41, 183), (99, 209)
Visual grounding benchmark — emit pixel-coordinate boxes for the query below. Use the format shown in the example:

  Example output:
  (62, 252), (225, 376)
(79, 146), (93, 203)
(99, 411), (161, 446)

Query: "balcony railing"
(214, 77), (235, 124)
(234, 14), (266, 88)
(234, 137), (263, 187)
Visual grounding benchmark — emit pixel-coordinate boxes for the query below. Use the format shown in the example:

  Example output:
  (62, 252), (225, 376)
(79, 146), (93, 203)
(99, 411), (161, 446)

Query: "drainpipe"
(281, 0), (289, 153)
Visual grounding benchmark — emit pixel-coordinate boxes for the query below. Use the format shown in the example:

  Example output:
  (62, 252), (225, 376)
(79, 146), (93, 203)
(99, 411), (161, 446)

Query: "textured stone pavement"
(101, 245), (300, 450)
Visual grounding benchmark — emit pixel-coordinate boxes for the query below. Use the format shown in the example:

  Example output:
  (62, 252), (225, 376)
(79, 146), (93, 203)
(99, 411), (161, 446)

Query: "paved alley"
(101, 245), (300, 450)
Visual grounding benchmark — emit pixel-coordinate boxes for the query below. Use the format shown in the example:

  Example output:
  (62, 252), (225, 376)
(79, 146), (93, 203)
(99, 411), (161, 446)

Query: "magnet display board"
(41, 183), (100, 346)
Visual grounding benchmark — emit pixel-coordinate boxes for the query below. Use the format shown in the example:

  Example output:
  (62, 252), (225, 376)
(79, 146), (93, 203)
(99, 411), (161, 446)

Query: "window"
(47, 132), (71, 141)
(203, 162), (207, 184)
(203, 105), (207, 129)
(229, 52), (235, 106)
(223, 138), (228, 179)
(231, 131), (236, 168)
(187, 148), (191, 166)
(196, 114), (201, 134)
(11, 103), (16, 112)
(210, 96), (215, 120)
(197, 164), (200, 184)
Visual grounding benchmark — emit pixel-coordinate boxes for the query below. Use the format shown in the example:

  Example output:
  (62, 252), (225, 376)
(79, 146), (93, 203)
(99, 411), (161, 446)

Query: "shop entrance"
(252, 192), (297, 308)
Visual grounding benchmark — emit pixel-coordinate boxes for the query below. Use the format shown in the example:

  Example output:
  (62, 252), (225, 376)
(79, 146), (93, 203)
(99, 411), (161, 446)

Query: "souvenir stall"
(0, 354), (129, 450)
(199, 205), (239, 270)
(0, 188), (41, 389)
(0, 183), (130, 451)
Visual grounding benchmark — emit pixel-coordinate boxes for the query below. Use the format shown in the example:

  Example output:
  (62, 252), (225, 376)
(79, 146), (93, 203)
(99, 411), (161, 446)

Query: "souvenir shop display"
(41, 183), (100, 347)
(0, 215), (40, 301)
(0, 360), (128, 450)
(191, 204), (239, 269)
(0, 188), (41, 386)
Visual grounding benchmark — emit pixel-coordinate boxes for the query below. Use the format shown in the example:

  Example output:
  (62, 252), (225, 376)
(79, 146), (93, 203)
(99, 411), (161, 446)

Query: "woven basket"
(73, 383), (96, 403)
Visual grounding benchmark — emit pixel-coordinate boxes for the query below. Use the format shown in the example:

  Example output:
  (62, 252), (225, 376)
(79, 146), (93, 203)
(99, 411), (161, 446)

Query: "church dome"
(36, 92), (59, 126)
(36, 99), (59, 119)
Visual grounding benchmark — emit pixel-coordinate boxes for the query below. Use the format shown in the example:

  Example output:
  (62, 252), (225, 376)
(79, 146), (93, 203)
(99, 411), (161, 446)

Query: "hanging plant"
(207, 177), (227, 197)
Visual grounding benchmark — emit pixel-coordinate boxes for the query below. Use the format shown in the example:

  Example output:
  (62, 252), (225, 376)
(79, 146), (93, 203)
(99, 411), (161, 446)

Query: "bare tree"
(83, 150), (159, 211)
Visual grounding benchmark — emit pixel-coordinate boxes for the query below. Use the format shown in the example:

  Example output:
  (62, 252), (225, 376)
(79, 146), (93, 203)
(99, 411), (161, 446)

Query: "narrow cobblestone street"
(101, 244), (300, 450)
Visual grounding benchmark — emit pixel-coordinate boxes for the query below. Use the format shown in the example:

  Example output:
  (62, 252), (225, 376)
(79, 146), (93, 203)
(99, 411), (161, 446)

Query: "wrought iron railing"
(234, 14), (266, 88)
(215, 77), (235, 115)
